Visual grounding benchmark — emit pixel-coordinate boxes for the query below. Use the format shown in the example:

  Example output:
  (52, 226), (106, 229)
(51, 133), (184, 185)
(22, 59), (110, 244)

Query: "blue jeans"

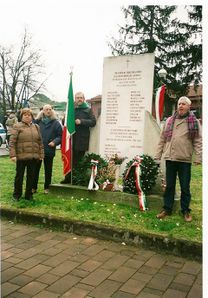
(163, 160), (191, 214)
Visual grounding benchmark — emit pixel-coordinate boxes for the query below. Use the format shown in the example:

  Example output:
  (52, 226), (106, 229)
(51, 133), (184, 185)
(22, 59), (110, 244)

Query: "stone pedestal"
(49, 184), (180, 212)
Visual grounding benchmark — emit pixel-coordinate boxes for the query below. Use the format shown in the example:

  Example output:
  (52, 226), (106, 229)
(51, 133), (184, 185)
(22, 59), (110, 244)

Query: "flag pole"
(69, 67), (74, 185)
(71, 136), (73, 185)
(70, 65), (74, 185)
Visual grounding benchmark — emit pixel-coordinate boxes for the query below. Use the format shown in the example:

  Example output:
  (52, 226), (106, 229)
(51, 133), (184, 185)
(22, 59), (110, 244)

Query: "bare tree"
(0, 29), (46, 116)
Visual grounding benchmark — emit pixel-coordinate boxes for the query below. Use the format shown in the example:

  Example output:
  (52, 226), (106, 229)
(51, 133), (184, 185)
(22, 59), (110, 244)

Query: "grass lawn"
(0, 150), (202, 243)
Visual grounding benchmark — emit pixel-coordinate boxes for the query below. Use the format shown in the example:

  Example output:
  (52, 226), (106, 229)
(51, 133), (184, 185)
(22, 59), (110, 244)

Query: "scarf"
(42, 116), (51, 125)
(164, 111), (199, 141)
(75, 102), (89, 109)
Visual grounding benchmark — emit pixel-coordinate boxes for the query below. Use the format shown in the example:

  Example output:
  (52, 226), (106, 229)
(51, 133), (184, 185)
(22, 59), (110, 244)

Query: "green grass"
(0, 150), (202, 242)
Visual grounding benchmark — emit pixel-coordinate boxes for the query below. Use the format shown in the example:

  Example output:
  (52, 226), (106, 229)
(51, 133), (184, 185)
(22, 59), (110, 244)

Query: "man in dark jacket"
(61, 92), (96, 183)
(33, 104), (62, 193)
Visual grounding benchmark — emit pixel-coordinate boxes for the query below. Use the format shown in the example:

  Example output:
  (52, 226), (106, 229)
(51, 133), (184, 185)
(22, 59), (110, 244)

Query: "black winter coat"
(36, 119), (62, 157)
(73, 107), (96, 151)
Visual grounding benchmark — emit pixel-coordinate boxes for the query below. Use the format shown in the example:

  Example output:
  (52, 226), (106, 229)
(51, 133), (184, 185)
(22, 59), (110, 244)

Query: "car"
(0, 123), (7, 147)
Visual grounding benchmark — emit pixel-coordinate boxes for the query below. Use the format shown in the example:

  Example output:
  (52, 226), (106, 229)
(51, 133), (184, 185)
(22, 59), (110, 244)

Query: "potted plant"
(110, 153), (127, 165)
(109, 154), (127, 191)
(97, 161), (116, 191)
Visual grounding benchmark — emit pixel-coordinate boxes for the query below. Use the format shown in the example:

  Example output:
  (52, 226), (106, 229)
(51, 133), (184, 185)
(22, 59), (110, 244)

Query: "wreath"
(122, 154), (158, 195)
(72, 153), (108, 186)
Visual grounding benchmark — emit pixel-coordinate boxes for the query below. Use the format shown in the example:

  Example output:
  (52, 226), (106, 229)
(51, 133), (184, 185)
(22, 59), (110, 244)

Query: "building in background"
(86, 95), (102, 120)
(187, 84), (202, 119)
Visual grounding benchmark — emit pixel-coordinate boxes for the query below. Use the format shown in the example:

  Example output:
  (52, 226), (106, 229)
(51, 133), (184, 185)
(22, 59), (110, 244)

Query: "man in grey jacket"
(155, 96), (202, 222)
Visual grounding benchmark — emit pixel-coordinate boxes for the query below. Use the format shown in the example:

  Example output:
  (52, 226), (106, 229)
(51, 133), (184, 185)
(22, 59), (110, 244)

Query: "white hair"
(178, 96), (191, 106)
(43, 104), (53, 111)
(36, 104), (57, 120)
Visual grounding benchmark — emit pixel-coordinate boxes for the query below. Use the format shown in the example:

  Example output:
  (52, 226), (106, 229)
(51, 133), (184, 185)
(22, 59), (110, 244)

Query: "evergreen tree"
(108, 5), (202, 98)
(176, 5), (202, 88)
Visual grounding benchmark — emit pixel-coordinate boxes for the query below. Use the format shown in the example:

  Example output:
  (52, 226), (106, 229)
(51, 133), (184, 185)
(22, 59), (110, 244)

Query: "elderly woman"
(9, 108), (44, 201)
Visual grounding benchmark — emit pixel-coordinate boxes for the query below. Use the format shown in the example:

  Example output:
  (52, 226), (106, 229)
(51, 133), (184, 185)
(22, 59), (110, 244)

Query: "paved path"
(1, 219), (202, 298)
(0, 144), (9, 156)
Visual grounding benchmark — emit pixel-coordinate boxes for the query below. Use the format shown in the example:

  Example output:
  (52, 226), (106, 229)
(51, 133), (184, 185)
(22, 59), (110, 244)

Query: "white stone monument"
(99, 54), (158, 161)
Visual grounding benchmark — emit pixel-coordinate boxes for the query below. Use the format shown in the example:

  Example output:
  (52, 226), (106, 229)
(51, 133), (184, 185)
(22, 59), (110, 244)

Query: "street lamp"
(158, 68), (167, 80)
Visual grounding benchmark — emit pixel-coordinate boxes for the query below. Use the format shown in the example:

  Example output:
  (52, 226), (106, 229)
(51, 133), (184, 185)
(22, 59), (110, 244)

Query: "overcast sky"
(0, 0), (127, 101)
(0, 0), (206, 102)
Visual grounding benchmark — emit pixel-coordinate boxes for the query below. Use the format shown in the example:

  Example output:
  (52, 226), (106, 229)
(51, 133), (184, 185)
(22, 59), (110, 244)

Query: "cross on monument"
(126, 58), (130, 68)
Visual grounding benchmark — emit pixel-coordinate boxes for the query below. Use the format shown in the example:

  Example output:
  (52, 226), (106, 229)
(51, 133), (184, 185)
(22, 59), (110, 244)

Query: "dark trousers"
(63, 150), (85, 182)
(6, 134), (10, 144)
(13, 159), (37, 200)
(163, 160), (191, 214)
(73, 150), (85, 167)
(33, 156), (54, 190)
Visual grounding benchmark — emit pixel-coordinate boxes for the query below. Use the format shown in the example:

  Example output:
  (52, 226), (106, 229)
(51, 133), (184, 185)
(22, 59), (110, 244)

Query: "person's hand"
(154, 159), (161, 166)
(11, 157), (16, 163)
(75, 119), (81, 125)
(48, 141), (55, 147)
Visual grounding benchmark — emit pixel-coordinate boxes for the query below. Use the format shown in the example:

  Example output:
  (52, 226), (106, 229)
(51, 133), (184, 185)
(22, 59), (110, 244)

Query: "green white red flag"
(61, 73), (75, 175)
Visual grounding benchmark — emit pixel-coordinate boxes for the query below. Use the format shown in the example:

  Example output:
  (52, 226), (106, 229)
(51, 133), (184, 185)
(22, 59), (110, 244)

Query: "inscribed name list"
(99, 54), (155, 160)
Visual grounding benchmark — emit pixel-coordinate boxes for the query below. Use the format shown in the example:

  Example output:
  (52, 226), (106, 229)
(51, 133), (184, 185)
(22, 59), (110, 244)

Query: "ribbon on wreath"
(124, 156), (147, 211)
(88, 159), (99, 191)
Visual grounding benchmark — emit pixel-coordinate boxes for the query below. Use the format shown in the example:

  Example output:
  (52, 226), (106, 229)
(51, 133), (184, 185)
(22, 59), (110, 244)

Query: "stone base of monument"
(49, 184), (180, 212)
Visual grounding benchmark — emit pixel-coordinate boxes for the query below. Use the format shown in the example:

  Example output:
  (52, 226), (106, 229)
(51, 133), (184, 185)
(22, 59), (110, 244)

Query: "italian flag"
(61, 73), (75, 175)
(155, 84), (166, 125)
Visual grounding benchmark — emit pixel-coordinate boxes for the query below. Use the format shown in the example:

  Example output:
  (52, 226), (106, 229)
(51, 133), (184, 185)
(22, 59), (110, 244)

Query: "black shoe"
(12, 196), (20, 201)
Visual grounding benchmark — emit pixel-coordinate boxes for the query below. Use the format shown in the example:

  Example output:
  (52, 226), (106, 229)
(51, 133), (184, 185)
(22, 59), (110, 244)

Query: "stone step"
(49, 184), (180, 211)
